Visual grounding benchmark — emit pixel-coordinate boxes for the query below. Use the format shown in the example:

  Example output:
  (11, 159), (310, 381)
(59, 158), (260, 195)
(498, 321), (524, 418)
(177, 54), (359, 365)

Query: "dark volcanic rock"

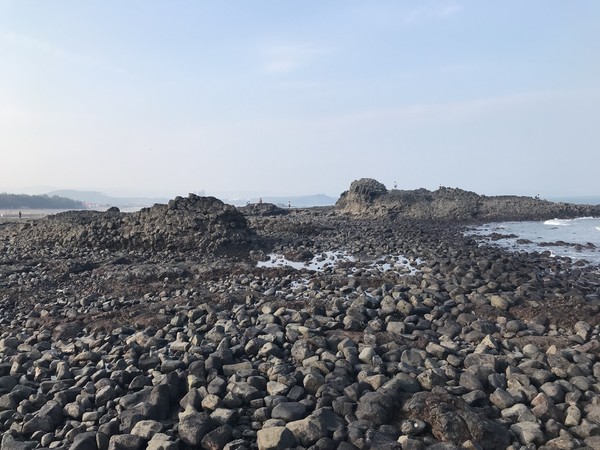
(14, 194), (256, 255)
(178, 410), (216, 447)
(355, 391), (395, 426)
(336, 178), (600, 221)
(238, 202), (287, 216)
(2, 185), (600, 450)
(405, 387), (510, 449)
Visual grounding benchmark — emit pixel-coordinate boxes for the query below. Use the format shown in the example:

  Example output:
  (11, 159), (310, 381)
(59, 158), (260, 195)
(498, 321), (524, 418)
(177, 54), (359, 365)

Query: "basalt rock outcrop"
(336, 178), (600, 222)
(4, 194), (255, 255)
(237, 202), (288, 217)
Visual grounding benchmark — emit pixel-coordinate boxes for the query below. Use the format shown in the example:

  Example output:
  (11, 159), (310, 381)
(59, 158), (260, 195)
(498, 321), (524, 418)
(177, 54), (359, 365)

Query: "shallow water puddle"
(257, 251), (421, 276)
(257, 251), (355, 271)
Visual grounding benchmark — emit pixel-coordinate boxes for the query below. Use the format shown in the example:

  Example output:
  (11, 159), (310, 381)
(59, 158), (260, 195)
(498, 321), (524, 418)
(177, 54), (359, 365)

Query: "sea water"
(257, 251), (356, 271)
(257, 251), (420, 275)
(466, 217), (600, 266)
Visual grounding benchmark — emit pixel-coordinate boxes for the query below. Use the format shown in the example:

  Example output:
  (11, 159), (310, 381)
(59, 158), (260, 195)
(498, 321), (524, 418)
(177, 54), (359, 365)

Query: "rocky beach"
(2, 180), (600, 450)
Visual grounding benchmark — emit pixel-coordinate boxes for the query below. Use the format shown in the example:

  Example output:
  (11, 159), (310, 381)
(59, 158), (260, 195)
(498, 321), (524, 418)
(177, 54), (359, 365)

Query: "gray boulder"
(107, 434), (145, 450)
(178, 410), (216, 447)
(200, 425), (234, 450)
(130, 420), (163, 440)
(355, 391), (396, 426)
(257, 426), (296, 450)
(286, 414), (328, 447)
(71, 432), (99, 450)
(271, 402), (307, 422)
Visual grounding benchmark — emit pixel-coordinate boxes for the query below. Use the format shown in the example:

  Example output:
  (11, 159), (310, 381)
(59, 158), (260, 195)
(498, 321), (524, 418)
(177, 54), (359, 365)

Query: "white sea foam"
(363, 256), (421, 275)
(257, 251), (355, 271)
(544, 219), (572, 226)
(467, 217), (600, 266)
(261, 253), (422, 299)
(545, 217), (598, 226)
(257, 251), (420, 275)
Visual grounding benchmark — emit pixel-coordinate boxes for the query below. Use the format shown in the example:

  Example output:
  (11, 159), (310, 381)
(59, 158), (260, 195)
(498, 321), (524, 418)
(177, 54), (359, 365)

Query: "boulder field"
(1, 189), (600, 449)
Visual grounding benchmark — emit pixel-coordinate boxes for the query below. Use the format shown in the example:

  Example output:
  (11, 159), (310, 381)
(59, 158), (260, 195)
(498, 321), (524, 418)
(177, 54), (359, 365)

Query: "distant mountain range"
(48, 190), (170, 208)
(46, 191), (337, 209)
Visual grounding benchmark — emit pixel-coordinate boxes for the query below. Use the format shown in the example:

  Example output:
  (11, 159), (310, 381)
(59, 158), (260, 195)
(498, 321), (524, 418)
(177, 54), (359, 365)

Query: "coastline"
(0, 209), (75, 221)
(2, 201), (600, 448)
(467, 216), (600, 267)
(0, 206), (144, 222)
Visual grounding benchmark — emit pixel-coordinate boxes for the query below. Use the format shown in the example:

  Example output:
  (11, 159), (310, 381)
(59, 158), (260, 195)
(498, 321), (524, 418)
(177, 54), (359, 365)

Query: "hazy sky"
(1, 1), (599, 199)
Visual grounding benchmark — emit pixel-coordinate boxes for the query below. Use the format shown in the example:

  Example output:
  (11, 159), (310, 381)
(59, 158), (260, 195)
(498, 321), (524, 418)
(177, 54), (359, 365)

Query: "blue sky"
(1, 1), (599, 198)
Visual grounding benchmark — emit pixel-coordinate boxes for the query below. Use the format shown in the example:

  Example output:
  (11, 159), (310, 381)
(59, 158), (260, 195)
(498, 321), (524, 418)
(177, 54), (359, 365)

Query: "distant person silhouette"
(18, 211), (22, 219)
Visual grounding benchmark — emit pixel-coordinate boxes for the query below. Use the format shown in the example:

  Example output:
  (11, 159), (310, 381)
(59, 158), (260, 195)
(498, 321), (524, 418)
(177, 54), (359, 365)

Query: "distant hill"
(227, 194), (336, 208)
(0, 193), (85, 210)
(48, 190), (170, 208)
(45, 190), (336, 209)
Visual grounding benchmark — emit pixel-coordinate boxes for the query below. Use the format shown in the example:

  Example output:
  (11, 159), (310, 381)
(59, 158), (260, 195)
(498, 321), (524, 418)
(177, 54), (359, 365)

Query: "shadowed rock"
(9, 194), (256, 255)
(404, 387), (510, 449)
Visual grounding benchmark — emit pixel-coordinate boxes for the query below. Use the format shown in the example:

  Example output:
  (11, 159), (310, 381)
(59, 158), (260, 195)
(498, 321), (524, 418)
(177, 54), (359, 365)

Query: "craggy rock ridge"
(336, 178), (600, 221)
(4, 194), (255, 255)
(2, 196), (600, 449)
(237, 203), (288, 217)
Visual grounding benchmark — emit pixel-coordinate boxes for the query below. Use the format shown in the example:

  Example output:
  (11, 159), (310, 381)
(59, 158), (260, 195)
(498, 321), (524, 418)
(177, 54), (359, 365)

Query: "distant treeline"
(0, 193), (85, 209)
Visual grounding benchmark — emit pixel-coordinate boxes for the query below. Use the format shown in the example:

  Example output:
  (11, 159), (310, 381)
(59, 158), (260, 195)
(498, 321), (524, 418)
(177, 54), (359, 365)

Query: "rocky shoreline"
(336, 179), (600, 222)
(2, 190), (600, 450)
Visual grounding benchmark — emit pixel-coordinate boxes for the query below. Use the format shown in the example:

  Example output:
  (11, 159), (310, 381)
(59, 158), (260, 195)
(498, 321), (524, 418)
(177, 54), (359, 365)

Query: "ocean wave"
(468, 218), (600, 266)
(544, 217), (599, 226)
(570, 217), (599, 222)
(544, 219), (572, 226)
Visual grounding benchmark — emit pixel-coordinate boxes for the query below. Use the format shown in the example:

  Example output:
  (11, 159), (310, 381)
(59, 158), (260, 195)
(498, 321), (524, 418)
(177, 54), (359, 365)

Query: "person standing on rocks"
(18, 211), (21, 219)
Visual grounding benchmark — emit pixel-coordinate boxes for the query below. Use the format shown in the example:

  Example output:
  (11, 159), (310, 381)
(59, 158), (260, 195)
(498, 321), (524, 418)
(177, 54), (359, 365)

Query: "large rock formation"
(9, 194), (255, 255)
(336, 178), (600, 221)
